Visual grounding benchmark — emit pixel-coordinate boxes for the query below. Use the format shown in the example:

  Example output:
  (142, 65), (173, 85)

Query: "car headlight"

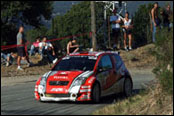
(38, 77), (46, 94)
(71, 71), (94, 88)
(40, 76), (46, 85)
(40, 72), (51, 86)
(72, 77), (87, 86)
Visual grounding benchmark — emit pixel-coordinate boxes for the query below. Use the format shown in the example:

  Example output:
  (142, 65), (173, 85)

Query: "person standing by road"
(16, 25), (31, 70)
(122, 12), (133, 51)
(151, 2), (160, 43)
(110, 8), (121, 50)
(160, 4), (173, 31)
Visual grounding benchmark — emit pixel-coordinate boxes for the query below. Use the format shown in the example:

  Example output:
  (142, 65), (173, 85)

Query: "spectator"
(1, 52), (17, 67)
(110, 8), (121, 50)
(67, 36), (79, 55)
(122, 12), (133, 51)
(29, 37), (41, 56)
(151, 2), (160, 43)
(160, 4), (173, 30)
(39, 36), (57, 64)
(16, 25), (32, 70)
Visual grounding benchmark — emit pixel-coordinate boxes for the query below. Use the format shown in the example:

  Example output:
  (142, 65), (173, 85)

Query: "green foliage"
(152, 27), (173, 95)
(1, 1), (53, 27)
(49, 1), (105, 49)
(26, 26), (48, 43)
(1, 23), (18, 46)
(1, 1), (53, 47)
(132, 3), (153, 47)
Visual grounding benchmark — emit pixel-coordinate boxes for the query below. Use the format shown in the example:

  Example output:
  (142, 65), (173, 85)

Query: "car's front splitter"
(40, 96), (76, 102)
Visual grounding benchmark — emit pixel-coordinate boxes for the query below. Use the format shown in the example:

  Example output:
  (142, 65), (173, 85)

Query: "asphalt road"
(1, 68), (156, 115)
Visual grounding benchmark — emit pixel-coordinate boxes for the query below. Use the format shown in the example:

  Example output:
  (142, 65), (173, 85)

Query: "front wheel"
(123, 77), (133, 97)
(91, 83), (101, 103)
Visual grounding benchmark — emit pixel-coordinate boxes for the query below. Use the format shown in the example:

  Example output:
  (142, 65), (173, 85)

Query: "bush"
(26, 26), (48, 43)
(152, 27), (173, 95)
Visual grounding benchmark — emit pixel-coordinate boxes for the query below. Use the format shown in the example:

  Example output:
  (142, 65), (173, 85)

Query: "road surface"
(1, 68), (156, 115)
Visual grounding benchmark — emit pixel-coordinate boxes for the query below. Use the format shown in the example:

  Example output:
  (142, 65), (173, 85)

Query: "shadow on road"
(1, 89), (144, 115)
(41, 89), (143, 105)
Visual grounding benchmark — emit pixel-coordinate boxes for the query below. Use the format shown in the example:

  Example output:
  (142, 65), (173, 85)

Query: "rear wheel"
(91, 83), (101, 103)
(123, 77), (133, 97)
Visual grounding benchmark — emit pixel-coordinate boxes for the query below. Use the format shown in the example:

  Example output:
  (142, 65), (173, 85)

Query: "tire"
(123, 77), (133, 97)
(91, 83), (101, 103)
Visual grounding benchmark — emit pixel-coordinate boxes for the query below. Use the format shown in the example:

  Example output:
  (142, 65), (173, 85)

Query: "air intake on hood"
(49, 81), (69, 86)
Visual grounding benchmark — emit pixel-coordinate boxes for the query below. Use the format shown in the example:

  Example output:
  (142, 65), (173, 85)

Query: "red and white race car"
(34, 51), (133, 103)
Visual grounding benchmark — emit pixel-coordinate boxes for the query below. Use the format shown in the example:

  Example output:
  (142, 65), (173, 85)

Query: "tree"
(132, 3), (154, 47)
(25, 26), (48, 43)
(49, 1), (105, 50)
(1, 1), (53, 46)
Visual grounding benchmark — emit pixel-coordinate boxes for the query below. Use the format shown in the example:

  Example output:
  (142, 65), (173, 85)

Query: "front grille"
(45, 93), (70, 97)
(49, 81), (69, 86)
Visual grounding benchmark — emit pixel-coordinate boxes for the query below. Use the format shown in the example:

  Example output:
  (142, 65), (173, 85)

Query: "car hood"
(45, 70), (93, 94)
(47, 70), (84, 81)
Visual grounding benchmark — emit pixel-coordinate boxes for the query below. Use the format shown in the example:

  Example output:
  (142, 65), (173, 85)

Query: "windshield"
(52, 56), (97, 71)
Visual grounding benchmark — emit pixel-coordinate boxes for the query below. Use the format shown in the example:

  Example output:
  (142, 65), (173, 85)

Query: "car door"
(96, 55), (115, 96)
(113, 54), (126, 77)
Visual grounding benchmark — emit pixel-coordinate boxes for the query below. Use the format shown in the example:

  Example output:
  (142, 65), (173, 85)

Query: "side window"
(98, 55), (113, 71)
(114, 54), (123, 70)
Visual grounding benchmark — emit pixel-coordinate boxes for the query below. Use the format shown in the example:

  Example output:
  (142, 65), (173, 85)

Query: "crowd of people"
(110, 7), (133, 51)
(110, 2), (172, 51)
(151, 2), (172, 42)
(1, 25), (79, 70)
(1, 2), (172, 71)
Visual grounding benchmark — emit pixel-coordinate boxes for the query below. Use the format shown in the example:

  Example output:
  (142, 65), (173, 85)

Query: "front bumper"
(36, 85), (92, 102)
(39, 93), (91, 102)
(40, 96), (76, 101)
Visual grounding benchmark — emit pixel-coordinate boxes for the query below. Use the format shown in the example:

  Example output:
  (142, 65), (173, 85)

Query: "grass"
(92, 81), (173, 115)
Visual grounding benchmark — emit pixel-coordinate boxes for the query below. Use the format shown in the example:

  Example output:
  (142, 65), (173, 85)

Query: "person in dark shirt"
(160, 4), (173, 30)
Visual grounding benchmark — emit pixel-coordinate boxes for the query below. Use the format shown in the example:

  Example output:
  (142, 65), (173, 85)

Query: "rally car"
(34, 51), (133, 103)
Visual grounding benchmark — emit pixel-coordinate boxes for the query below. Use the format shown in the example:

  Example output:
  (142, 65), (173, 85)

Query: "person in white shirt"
(122, 12), (133, 51)
(110, 8), (121, 50)
(39, 36), (57, 64)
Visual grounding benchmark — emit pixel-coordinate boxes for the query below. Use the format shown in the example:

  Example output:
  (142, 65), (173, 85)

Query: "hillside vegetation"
(93, 22), (173, 116)
(93, 82), (173, 115)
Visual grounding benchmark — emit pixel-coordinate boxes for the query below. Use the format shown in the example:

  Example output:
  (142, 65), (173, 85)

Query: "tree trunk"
(91, 1), (97, 51)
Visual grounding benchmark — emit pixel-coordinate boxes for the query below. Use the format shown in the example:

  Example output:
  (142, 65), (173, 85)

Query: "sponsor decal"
(80, 89), (91, 92)
(54, 76), (68, 79)
(51, 88), (63, 92)
(81, 86), (91, 89)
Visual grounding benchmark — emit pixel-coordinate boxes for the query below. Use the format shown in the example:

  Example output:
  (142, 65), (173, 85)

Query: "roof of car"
(69, 51), (120, 57)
